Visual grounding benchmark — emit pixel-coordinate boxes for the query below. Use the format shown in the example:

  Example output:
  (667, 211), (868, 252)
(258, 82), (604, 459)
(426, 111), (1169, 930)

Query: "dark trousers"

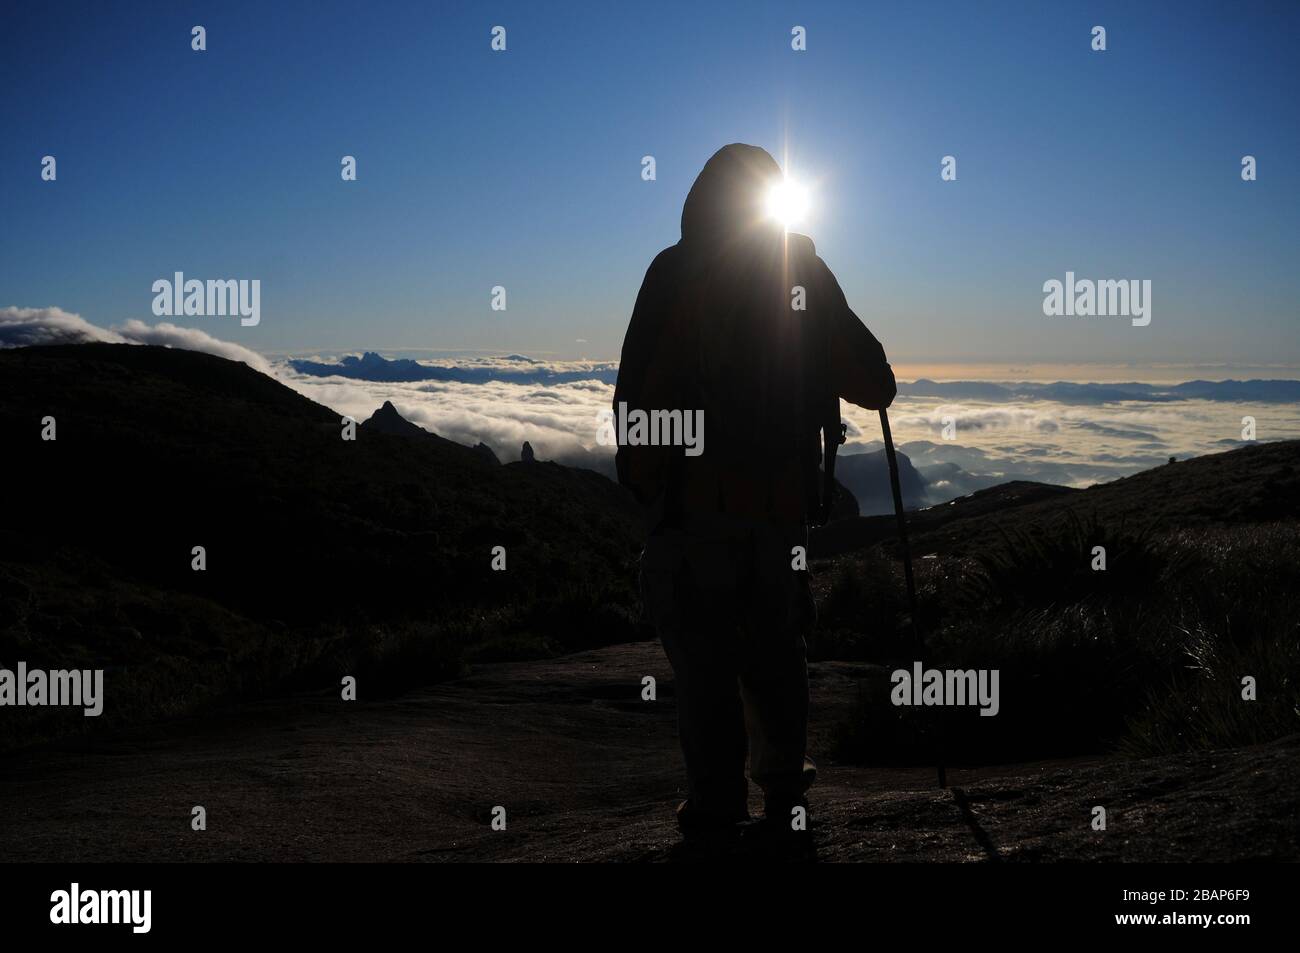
(640, 514), (816, 817)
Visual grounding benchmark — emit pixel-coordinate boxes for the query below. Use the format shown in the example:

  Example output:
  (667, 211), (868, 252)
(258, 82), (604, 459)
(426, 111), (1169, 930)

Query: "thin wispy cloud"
(0, 306), (127, 347)
(0, 306), (272, 374)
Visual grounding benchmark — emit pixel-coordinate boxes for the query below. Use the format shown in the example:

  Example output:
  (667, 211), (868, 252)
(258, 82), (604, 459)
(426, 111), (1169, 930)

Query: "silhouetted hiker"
(614, 143), (896, 842)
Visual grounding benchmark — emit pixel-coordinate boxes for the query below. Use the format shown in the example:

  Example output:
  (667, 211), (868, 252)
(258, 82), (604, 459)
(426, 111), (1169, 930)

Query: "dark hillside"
(0, 344), (644, 748)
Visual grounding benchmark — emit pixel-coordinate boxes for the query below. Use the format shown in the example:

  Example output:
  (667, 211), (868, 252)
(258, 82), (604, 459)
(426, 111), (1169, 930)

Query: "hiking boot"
(762, 794), (810, 830)
(675, 799), (750, 841)
(741, 796), (814, 860)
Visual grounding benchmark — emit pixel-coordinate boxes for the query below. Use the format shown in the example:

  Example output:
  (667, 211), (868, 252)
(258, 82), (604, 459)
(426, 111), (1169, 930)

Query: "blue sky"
(2, 0), (1297, 369)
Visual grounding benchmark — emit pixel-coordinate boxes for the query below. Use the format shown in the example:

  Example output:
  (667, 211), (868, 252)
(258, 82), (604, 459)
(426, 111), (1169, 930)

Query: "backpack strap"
(819, 417), (847, 526)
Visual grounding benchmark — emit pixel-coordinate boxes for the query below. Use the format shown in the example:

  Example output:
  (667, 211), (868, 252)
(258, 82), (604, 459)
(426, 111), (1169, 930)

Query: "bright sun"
(764, 178), (810, 229)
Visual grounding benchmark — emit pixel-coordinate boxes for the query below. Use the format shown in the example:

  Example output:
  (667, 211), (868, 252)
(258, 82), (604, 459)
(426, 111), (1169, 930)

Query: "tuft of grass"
(1119, 524), (1300, 756)
(811, 550), (908, 661)
(827, 517), (1300, 765)
(956, 511), (1178, 613)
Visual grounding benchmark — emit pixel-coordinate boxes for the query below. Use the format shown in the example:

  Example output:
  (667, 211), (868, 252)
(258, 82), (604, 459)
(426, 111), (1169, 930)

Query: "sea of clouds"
(6, 306), (1299, 509)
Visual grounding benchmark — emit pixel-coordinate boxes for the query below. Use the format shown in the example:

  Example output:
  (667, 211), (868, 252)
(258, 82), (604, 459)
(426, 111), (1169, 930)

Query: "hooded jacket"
(614, 143), (896, 529)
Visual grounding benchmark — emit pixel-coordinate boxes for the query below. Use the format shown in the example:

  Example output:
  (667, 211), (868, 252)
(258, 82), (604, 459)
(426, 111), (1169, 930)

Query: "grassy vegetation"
(0, 554), (647, 751)
(823, 515), (1300, 765)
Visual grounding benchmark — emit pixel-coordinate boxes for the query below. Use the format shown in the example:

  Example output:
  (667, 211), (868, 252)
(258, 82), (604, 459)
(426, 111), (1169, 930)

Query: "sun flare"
(764, 178), (810, 229)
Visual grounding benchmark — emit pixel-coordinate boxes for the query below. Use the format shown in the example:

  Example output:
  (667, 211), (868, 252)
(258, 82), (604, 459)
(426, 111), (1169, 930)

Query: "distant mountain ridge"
(834, 448), (927, 515)
(290, 351), (619, 385)
(900, 377), (1300, 404)
(287, 352), (1300, 404)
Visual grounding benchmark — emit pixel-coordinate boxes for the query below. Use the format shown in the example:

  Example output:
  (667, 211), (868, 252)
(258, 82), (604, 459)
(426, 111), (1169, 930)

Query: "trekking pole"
(879, 408), (947, 789)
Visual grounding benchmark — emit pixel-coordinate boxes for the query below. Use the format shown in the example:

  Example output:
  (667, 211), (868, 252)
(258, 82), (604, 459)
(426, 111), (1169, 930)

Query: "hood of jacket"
(680, 144), (784, 251)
